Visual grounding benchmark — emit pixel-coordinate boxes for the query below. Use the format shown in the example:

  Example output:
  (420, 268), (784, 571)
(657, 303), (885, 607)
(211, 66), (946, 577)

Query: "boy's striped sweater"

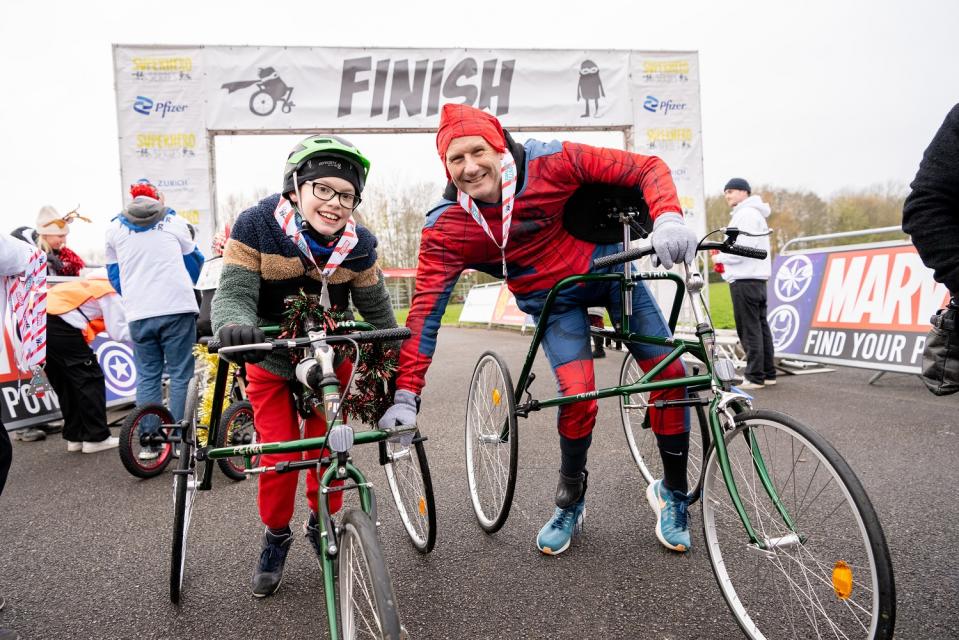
(212, 193), (397, 378)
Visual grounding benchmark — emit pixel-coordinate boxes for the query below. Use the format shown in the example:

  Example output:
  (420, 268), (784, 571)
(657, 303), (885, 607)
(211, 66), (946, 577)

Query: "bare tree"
(359, 177), (443, 268)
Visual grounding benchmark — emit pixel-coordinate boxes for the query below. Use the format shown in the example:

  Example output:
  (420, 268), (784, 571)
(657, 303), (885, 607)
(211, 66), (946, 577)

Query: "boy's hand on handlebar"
(378, 389), (419, 444)
(650, 213), (697, 269)
(216, 324), (268, 363)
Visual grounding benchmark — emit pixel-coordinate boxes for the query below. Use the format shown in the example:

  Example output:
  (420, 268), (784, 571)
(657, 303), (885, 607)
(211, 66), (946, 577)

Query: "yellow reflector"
(492, 388), (502, 406)
(832, 560), (853, 599)
(418, 496), (427, 516)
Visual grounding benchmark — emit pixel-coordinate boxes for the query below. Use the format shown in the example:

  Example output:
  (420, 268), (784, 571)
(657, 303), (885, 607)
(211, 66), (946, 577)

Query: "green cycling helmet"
(282, 134), (371, 196)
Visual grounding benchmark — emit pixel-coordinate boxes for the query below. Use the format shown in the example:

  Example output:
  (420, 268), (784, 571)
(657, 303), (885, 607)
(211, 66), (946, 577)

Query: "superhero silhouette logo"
(221, 67), (296, 116)
(95, 340), (137, 397)
(774, 255), (814, 302)
(767, 305), (801, 351)
(577, 60), (605, 118)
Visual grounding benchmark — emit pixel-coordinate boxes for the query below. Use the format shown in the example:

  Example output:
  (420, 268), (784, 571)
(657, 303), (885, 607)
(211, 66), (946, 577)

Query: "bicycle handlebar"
(207, 326), (411, 355)
(591, 240), (767, 271)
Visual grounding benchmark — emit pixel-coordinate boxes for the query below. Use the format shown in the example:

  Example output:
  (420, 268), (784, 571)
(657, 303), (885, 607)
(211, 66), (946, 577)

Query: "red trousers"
(245, 361), (351, 530)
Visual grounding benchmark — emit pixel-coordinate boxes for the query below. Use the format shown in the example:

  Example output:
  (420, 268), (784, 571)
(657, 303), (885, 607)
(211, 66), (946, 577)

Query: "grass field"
(394, 288), (735, 330)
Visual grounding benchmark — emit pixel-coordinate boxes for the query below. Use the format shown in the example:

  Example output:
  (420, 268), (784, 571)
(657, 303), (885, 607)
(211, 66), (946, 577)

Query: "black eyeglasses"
(309, 181), (361, 209)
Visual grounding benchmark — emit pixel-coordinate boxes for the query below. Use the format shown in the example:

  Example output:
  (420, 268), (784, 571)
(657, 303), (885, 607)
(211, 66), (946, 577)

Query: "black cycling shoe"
(555, 470), (588, 509)
(251, 527), (293, 598)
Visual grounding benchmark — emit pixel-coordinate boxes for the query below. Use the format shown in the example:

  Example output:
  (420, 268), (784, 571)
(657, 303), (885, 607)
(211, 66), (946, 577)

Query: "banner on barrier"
(1, 324), (137, 430)
(767, 243), (949, 373)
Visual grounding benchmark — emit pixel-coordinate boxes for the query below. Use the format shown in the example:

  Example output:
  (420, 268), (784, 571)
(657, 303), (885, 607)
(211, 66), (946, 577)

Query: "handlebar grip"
(591, 246), (653, 270)
(351, 327), (412, 344)
(206, 339), (222, 353)
(725, 244), (768, 260)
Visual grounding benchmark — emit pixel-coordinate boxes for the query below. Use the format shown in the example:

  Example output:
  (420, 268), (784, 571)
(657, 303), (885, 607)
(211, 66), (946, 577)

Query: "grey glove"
(378, 389), (419, 445)
(651, 213), (698, 269)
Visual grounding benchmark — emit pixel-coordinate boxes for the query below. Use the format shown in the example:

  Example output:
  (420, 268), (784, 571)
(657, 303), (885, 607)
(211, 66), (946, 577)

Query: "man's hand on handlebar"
(378, 389), (419, 446)
(216, 324), (268, 363)
(650, 213), (698, 269)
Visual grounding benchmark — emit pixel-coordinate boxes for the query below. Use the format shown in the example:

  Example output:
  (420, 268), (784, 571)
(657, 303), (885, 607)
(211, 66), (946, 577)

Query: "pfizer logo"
(768, 305), (801, 351)
(774, 255), (814, 302)
(96, 341), (137, 396)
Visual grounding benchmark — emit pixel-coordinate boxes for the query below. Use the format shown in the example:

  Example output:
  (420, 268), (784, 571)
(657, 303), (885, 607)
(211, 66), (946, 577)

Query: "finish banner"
(114, 45), (705, 260)
(767, 244), (949, 373)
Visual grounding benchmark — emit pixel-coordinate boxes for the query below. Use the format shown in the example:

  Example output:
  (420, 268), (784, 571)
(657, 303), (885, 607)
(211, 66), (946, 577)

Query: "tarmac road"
(1, 327), (957, 639)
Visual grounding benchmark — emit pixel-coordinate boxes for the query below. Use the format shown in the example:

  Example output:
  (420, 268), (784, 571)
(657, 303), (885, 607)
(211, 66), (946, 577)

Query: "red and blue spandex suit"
(397, 136), (688, 439)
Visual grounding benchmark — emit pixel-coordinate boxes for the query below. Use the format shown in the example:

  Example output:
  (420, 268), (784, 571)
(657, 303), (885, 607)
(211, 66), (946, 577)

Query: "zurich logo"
(774, 254), (814, 302)
(133, 96), (154, 116)
(768, 305), (801, 351)
(96, 341), (137, 396)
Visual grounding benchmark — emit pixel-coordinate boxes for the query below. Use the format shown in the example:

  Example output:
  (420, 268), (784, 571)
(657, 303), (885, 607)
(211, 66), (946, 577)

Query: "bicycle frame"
(510, 263), (799, 550)
(195, 321), (400, 638)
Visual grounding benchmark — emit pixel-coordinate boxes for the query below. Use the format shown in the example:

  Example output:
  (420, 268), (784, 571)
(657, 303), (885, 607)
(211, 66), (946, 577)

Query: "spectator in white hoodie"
(713, 178), (776, 389)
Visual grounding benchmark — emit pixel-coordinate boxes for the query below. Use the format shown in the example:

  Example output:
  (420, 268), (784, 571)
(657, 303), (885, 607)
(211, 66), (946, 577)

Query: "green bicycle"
(170, 318), (436, 640)
(464, 221), (895, 639)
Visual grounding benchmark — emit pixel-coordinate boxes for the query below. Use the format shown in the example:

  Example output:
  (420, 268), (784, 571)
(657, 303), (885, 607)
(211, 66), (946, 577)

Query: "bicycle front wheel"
(382, 432), (437, 553)
(170, 377), (200, 604)
(464, 351), (518, 534)
(619, 352), (708, 502)
(702, 409), (895, 639)
(337, 509), (404, 640)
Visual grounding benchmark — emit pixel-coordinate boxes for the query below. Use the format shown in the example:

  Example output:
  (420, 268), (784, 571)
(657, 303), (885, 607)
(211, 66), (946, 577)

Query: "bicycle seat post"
(621, 211), (633, 317)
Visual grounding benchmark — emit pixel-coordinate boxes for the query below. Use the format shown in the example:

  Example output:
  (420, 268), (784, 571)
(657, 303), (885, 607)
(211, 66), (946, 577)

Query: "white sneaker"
(764, 379), (777, 386)
(66, 440), (83, 452)
(738, 380), (765, 390)
(82, 436), (120, 453)
(138, 448), (160, 461)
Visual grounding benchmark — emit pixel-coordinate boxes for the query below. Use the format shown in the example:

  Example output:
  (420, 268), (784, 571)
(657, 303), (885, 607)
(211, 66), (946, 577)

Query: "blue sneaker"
(646, 479), (691, 552)
(536, 498), (585, 555)
(251, 527), (293, 597)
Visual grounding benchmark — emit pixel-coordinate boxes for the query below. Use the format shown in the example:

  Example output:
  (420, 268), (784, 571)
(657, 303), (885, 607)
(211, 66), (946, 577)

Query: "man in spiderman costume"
(380, 103), (698, 555)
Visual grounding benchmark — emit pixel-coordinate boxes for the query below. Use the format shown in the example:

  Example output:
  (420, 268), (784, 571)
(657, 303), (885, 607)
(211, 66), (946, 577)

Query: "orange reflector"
(418, 496), (427, 516)
(492, 388), (501, 406)
(832, 560), (853, 599)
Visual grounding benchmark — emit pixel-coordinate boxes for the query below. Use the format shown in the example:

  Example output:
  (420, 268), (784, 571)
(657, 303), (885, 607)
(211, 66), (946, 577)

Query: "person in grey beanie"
(713, 178), (777, 389)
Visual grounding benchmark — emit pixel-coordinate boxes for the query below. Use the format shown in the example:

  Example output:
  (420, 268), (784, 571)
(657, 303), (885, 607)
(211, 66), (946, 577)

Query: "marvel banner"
(114, 45), (706, 260)
(2, 325), (137, 430)
(767, 243), (949, 373)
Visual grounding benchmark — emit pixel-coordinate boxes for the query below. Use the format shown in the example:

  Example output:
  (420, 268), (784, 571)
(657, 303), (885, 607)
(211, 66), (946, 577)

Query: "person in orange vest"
(45, 269), (130, 453)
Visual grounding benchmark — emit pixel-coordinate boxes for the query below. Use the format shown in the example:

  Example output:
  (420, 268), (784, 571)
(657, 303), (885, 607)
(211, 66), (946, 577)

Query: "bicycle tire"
(215, 400), (257, 481)
(118, 404), (175, 479)
(337, 509), (404, 640)
(382, 432), (437, 553)
(169, 377), (200, 604)
(464, 351), (518, 534)
(619, 352), (709, 502)
(701, 409), (896, 639)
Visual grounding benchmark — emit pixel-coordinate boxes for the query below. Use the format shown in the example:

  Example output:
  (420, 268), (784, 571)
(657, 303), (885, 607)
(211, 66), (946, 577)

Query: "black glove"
(216, 324), (268, 363)
(921, 300), (959, 396)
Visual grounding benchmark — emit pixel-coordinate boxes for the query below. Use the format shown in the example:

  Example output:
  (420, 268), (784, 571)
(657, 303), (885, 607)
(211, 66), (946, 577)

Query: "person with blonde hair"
(36, 205), (86, 276)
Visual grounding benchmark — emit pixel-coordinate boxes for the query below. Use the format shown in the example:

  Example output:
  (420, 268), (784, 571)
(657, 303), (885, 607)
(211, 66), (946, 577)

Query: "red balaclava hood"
(436, 103), (507, 179)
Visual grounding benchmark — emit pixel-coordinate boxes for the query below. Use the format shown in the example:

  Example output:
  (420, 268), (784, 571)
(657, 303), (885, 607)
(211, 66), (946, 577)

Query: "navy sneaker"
(646, 479), (691, 552)
(251, 527), (293, 597)
(536, 497), (585, 555)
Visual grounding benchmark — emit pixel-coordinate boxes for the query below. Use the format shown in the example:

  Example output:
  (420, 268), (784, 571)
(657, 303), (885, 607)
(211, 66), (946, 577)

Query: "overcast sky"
(1, 0), (956, 256)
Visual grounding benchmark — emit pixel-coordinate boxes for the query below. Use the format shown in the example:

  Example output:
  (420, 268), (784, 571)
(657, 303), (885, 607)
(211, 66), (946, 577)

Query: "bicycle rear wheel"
(464, 351), (518, 534)
(337, 509), (404, 640)
(619, 352), (708, 502)
(702, 409), (895, 639)
(382, 432), (437, 553)
(216, 400), (258, 481)
(170, 377), (200, 604)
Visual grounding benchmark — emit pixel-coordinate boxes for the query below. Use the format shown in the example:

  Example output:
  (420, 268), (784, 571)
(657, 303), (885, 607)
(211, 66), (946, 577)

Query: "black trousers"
(45, 315), (109, 443)
(730, 280), (777, 384)
(0, 419), (11, 496)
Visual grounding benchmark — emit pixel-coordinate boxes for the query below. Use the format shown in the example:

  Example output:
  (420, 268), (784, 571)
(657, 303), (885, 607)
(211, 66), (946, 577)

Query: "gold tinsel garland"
(193, 343), (237, 428)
